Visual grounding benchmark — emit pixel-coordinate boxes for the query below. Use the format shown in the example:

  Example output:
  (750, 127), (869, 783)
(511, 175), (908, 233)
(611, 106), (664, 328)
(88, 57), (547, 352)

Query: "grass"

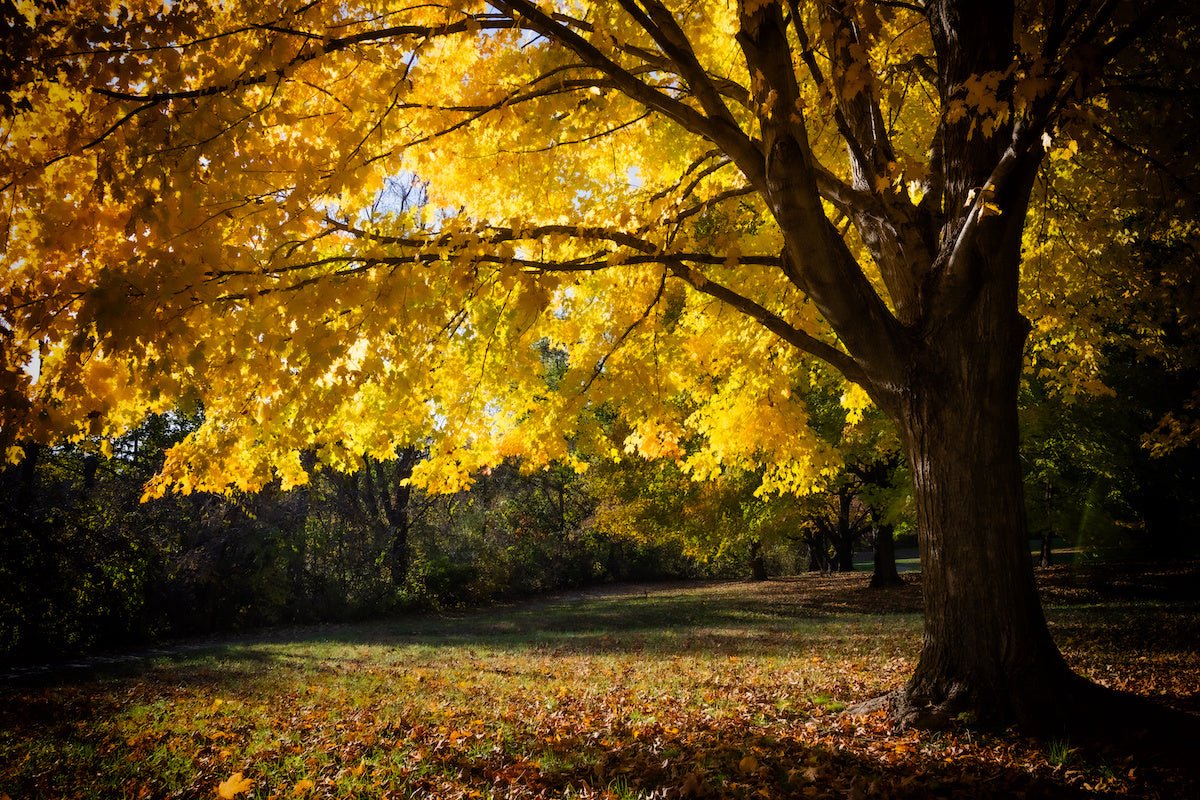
(2, 565), (1198, 799)
(1046, 738), (1074, 767)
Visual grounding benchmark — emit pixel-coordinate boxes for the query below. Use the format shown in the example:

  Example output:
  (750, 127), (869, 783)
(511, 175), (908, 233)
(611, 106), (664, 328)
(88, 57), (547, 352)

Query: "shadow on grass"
(295, 575), (921, 648)
(1, 575), (924, 689)
(219, 578), (920, 661)
(4, 567), (1200, 798)
(9, 564), (1200, 691)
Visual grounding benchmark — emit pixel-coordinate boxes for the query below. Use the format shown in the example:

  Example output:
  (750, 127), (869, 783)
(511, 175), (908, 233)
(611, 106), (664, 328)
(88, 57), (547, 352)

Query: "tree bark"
(82, 452), (99, 490)
(883, 342), (1200, 749)
(805, 528), (829, 572)
(373, 448), (419, 589)
(890, 298), (1083, 730)
(869, 523), (902, 588)
(806, 527), (835, 573)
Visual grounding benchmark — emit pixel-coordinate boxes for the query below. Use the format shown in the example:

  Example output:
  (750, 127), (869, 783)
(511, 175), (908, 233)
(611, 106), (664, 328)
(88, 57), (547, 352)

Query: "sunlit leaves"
(216, 771), (252, 799)
(1, 0), (1193, 493)
(0, 1), (809, 494)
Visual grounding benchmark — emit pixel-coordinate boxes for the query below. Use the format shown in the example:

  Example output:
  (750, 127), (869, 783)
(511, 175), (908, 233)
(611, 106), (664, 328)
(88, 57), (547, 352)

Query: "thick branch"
(490, 0), (764, 174)
(737, 0), (907, 385)
(615, 0), (742, 131)
(815, 0), (935, 322)
(665, 261), (869, 386)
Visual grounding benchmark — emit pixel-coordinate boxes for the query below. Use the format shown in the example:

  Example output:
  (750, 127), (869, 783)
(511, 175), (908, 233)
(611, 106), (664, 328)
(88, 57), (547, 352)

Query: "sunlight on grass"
(2, 571), (1197, 798)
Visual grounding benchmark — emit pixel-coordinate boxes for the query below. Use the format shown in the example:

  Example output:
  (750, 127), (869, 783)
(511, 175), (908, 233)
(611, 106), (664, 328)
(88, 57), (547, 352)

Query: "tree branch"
(490, 0), (766, 181)
(665, 260), (870, 386)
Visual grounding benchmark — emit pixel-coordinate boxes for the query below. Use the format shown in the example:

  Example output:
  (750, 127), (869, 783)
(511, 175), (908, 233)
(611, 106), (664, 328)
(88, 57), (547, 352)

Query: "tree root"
(847, 678), (1200, 768)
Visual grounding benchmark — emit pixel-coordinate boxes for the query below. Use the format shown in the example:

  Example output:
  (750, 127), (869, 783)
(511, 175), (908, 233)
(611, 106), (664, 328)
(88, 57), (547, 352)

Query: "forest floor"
(2, 562), (1198, 799)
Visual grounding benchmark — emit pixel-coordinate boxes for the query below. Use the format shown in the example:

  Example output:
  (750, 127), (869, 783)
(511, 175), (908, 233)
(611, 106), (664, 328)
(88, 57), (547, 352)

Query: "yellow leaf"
(217, 772), (252, 799)
(292, 779), (315, 795)
(13, 0), (36, 26)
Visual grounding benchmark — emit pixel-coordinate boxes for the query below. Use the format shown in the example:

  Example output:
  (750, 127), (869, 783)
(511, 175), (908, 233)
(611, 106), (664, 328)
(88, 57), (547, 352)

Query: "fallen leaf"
(680, 772), (707, 797)
(217, 771), (253, 799)
(292, 779), (315, 795)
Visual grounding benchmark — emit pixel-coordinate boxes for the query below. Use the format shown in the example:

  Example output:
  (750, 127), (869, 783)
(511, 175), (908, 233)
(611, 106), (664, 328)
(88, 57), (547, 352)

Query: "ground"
(2, 563), (1198, 799)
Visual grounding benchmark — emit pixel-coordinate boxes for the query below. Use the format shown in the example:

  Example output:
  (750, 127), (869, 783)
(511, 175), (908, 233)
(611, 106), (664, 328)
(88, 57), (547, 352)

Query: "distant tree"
(322, 447), (425, 587)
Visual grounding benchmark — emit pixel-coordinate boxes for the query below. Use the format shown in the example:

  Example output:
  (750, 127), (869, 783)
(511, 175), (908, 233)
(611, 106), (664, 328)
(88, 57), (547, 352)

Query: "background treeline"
(0, 412), (711, 665)
(2, 359), (1197, 666)
(0, 402), (904, 665)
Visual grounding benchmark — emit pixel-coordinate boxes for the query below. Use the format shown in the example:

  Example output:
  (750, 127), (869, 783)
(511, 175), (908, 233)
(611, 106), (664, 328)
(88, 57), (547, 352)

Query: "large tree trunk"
(891, 302), (1081, 730)
(886, 335), (1200, 751)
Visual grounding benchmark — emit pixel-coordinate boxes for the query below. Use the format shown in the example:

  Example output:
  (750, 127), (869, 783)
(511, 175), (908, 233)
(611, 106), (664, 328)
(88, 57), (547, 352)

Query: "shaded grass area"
(2, 564), (1198, 799)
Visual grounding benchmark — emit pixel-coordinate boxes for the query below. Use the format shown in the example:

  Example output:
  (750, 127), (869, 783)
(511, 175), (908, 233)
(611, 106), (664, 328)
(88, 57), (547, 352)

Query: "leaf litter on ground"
(1, 562), (1198, 798)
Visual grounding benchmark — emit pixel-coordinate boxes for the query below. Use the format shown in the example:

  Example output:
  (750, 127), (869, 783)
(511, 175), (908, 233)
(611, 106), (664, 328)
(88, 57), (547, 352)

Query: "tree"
(799, 375), (908, 582)
(323, 447), (425, 587)
(2, 0), (1197, 734)
(589, 455), (806, 579)
(800, 480), (868, 572)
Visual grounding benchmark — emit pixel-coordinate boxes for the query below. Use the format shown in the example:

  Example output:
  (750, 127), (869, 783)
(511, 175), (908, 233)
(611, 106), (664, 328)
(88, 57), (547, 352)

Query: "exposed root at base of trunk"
(847, 678), (1200, 766)
(845, 690), (900, 719)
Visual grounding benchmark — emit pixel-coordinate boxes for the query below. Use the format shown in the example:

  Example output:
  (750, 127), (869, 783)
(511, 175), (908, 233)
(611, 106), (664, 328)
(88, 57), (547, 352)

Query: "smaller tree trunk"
(870, 523), (903, 588)
(748, 539), (768, 581)
(17, 442), (40, 508)
(1039, 482), (1054, 567)
(832, 490), (856, 572)
(805, 530), (830, 572)
(82, 452), (99, 491)
(833, 541), (855, 572)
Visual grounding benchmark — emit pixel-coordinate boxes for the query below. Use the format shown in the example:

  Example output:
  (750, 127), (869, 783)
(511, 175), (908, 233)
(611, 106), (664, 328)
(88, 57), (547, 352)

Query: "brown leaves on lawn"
(1, 565), (1198, 798)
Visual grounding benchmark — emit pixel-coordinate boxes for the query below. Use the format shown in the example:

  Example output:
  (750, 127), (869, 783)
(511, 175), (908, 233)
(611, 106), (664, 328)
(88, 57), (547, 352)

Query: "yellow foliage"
(0, 0), (1188, 495)
(839, 384), (872, 426)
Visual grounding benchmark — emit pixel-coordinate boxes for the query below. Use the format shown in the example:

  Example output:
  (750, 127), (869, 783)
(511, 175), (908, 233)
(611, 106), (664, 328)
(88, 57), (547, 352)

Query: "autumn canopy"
(2, 0), (1196, 731)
